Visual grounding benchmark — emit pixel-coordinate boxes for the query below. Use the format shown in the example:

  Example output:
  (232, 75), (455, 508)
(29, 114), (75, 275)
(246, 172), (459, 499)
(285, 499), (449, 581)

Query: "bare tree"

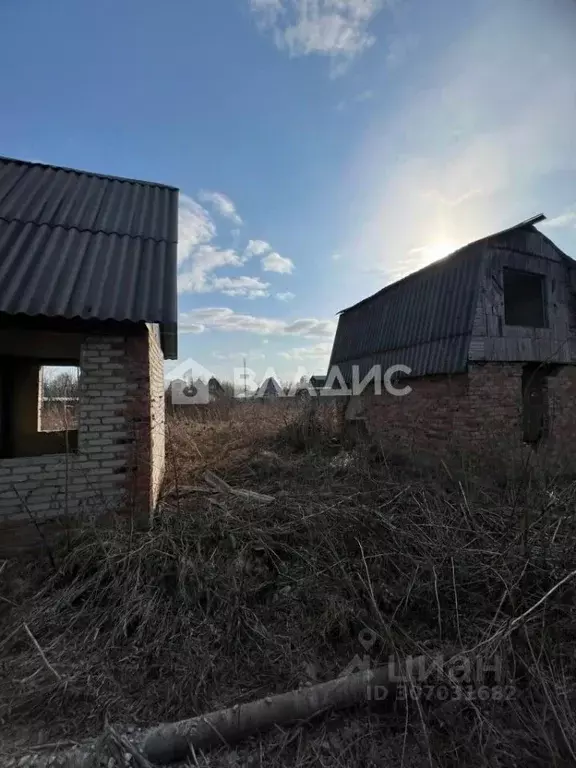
(43, 370), (79, 399)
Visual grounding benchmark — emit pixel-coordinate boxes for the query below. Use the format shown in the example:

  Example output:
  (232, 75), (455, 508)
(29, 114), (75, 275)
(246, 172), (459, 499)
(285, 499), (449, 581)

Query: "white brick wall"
(148, 324), (166, 510)
(0, 335), (130, 525)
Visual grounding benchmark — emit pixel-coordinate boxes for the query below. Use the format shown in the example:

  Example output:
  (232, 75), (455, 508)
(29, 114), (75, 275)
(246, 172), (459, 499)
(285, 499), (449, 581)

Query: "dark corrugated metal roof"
(329, 214), (548, 378)
(333, 335), (474, 382)
(0, 156), (178, 358)
(329, 246), (484, 377)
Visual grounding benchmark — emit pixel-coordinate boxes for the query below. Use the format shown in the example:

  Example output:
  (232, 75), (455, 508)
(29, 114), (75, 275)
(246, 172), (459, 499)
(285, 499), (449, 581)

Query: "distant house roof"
(329, 214), (572, 380)
(208, 377), (224, 394)
(256, 377), (282, 397)
(0, 156), (179, 358)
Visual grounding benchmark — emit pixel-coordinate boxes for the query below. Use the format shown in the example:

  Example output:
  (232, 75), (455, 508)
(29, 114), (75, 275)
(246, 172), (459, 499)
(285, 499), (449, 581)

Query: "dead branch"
(204, 470), (274, 504)
(22, 623), (61, 682)
(143, 657), (424, 764)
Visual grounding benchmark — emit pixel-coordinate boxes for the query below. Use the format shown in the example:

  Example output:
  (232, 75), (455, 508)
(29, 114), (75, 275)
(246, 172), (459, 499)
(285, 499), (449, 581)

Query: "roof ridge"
(338, 214), (547, 315)
(0, 215), (178, 243)
(0, 155), (178, 191)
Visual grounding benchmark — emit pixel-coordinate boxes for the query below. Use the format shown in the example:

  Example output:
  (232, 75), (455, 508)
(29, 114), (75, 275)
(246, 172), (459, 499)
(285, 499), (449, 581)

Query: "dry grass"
(39, 402), (78, 432)
(2, 401), (576, 766)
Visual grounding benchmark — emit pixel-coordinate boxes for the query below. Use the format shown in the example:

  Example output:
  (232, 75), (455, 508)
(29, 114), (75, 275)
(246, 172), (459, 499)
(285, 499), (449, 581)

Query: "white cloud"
(284, 318), (335, 336)
(244, 239), (271, 257)
(178, 245), (243, 294)
(331, 252), (342, 260)
(356, 89), (374, 102)
(336, 89), (374, 111)
(177, 196), (291, 296)
(250, 0), (282, 19)
(262, 251), (294, 273)
(178, 250), (271, 297)
(177, 195), (248, 295)
(279, 342), (333, 360)
(198, 190), (243, 226)
(212, 350), (266, 361)
(181, 308), (284, 335)
(541, 211), (576, 230)
(178, 195), (216, 265)
(250, 0), (387, 73)
(211, 276), (270, 298)
(230, 228), (242, 248)
(276, 291), (295, 301)
(385, 33), (418, 70)
(180, 308), (337, 338)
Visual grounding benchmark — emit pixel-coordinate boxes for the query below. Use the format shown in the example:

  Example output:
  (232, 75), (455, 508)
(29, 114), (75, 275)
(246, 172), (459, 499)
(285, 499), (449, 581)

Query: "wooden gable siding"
(468, 229), (576, 364)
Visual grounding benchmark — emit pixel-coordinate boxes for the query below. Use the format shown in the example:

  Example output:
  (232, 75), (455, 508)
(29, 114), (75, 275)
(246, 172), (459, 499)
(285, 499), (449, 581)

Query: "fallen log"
(6, 656), (426, 767)
(143, 656), (425, 765)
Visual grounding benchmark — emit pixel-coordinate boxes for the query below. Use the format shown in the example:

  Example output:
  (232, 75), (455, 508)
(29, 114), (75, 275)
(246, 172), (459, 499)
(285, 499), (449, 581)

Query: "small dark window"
(522, 364), (547, 445)
(503, 268), (546, 327)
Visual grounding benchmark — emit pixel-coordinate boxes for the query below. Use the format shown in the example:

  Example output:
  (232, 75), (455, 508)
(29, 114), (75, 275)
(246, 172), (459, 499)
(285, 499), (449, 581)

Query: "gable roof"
(0, 156), (179, 358)
(338, 214), (547, 316)
(256, 377), (282, 396)
(328, 214), (565, 379)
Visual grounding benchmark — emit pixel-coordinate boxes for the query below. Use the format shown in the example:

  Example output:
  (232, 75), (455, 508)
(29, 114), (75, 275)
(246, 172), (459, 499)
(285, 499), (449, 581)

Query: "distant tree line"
(42, 370), (79, 399)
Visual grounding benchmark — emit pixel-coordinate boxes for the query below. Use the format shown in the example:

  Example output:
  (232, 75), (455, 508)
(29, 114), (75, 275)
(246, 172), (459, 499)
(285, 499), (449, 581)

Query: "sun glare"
(419, 240), (458, 264)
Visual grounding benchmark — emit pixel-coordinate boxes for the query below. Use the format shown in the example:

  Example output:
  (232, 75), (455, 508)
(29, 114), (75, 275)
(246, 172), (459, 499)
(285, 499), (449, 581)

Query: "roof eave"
(0, 154), (178, 191)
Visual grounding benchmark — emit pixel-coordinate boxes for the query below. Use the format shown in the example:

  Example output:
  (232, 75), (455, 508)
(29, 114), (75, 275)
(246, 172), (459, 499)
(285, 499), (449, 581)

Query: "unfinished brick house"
(0, 156), (178, 553)
(328, 215), (576, 473)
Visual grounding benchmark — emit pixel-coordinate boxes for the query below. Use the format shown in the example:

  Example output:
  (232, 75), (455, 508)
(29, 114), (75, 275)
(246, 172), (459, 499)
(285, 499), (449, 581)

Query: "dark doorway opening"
(521, 364), (548, 445)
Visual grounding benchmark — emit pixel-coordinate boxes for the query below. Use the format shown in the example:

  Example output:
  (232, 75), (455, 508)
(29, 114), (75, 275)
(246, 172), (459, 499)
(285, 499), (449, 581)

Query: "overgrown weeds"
(2, 404), (576, 765)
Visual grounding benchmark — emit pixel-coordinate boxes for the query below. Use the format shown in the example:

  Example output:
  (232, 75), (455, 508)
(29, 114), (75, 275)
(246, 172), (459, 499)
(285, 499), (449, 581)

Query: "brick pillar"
(78, 335), (131, 510)
(147, 326), (166, 511)
(124, 326), (166, 524)
(125, 333), (153, 524)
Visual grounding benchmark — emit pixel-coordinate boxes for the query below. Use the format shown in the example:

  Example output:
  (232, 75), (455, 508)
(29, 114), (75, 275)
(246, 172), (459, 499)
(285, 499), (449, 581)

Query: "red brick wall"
(357, 363), (576, 475)
(354, 374), (468, 455)
(544, 365), (576, 471)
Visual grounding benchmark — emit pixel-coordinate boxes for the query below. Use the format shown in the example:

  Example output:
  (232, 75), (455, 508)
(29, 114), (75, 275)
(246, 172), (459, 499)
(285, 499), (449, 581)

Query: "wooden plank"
(468, 338), (485, 360)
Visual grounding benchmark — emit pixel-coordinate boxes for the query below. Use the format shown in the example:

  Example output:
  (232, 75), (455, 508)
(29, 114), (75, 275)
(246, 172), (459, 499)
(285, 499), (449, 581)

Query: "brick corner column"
(125, 333), (154, 526)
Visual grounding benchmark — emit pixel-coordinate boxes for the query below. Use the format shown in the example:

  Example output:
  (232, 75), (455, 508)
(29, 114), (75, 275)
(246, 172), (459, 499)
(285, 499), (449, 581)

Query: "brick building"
(0, 157), (178, 553)
(328, 215), (576, 474)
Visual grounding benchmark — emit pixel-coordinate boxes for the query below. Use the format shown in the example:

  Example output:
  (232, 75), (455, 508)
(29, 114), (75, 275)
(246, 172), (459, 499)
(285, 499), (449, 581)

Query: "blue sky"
(2, 0), (576, 385)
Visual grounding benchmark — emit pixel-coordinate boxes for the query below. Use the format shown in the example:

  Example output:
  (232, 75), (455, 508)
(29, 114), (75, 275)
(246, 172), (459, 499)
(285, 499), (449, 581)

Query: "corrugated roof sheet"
(0, 156), (179, 358)
(329, 246), (484, 378)
(329, 214), (547, 379)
